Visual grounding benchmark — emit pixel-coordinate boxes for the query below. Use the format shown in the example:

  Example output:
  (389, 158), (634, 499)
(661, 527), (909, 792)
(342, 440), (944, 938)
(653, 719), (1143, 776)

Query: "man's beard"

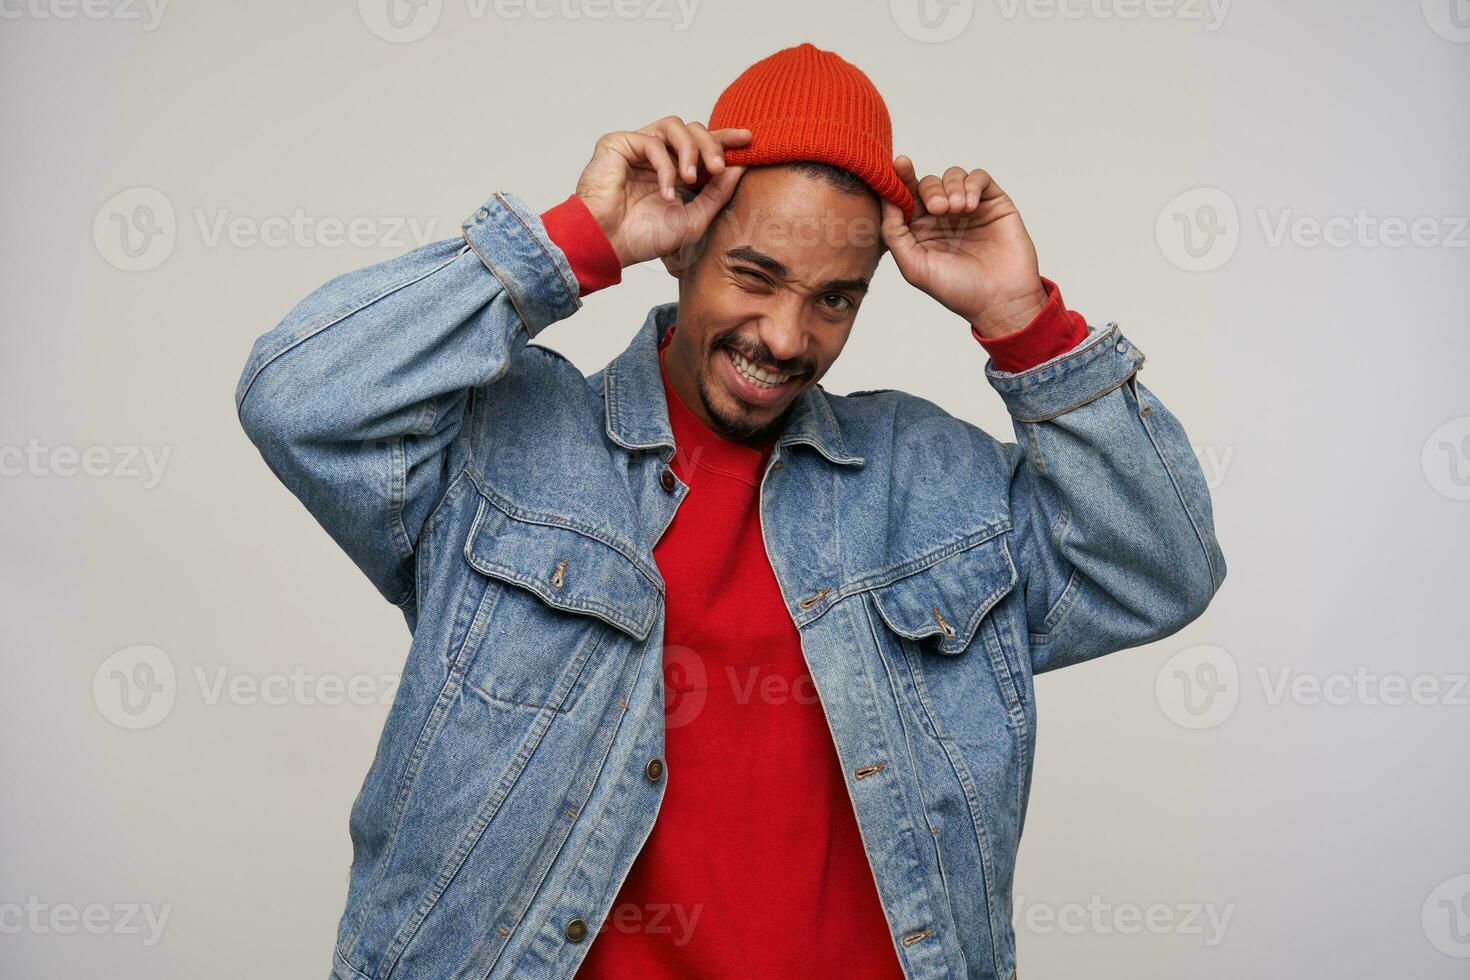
(692, 357), (786, 444)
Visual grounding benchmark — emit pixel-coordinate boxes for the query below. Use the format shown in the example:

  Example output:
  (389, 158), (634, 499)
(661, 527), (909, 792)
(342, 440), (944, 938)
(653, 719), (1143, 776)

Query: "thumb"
(682, 164), (745, 233)
(880, 199), (922, 279)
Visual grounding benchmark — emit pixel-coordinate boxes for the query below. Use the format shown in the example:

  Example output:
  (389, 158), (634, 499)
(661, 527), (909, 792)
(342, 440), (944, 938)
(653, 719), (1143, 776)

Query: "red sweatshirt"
(536, 193), (1086, 976)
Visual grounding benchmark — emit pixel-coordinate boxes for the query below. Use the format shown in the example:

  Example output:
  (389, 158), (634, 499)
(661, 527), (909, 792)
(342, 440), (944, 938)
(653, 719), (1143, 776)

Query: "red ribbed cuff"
(973, 276), (1089, 373)
(538, 193), (622, 297)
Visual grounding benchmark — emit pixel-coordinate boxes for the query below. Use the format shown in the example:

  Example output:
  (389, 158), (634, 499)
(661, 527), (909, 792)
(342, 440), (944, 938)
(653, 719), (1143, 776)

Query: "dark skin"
(575, 116), (1048, 447)
(657, 165), (884, 445)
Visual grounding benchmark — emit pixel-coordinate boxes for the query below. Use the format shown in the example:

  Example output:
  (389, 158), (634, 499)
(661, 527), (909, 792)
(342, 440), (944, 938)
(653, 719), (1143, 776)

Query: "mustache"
(713, 335), (813, 378)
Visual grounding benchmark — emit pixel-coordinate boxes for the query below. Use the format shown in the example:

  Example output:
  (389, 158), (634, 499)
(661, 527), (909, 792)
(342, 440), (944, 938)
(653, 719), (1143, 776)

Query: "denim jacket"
(236, 190), (1225, 980)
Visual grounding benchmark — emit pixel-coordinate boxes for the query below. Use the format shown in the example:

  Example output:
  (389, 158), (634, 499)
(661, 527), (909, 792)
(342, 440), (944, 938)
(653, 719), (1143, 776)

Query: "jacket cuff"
(973, 276), (1089, 372)
(462, 191), (582, 338)
(538, 193), (623, 297)
(985, 322), (1146, 422)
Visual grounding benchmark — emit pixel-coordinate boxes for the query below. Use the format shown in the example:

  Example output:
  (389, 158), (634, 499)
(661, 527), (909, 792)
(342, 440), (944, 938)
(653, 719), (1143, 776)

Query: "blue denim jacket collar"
(603, 301), (865, 467)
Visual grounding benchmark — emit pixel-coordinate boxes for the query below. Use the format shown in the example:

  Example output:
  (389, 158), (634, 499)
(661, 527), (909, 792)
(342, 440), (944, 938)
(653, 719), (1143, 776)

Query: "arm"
(989, 323), (1225, 673)
(236, 119), (749, 611)
(234, 192), (583, 609)
(879, 159), (1225, 673)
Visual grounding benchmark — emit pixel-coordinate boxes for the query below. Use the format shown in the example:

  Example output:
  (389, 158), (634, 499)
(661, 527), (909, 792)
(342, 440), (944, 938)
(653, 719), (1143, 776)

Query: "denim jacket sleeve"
(234, 191), (581, 608)
(987, 323), (1227, 674)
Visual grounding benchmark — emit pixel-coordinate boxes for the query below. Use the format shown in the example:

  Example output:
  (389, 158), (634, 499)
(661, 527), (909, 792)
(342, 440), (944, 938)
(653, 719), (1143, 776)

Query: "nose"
(756, 308), (808, 367)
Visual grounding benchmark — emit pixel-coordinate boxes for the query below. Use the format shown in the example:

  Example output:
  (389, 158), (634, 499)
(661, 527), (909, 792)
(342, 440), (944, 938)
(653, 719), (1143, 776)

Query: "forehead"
(706, 166), (882, 279)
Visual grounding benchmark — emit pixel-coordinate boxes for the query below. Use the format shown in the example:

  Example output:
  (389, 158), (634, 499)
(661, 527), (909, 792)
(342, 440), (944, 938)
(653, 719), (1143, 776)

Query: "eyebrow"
(724, 245), (870, 295)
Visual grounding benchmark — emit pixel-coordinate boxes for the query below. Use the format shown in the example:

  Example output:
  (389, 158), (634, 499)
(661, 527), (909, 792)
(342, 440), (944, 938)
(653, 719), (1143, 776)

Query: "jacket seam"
(1003, 355), (1145, 423)
(1133, 383), (1222, 589)
(236, 248), (463, 413)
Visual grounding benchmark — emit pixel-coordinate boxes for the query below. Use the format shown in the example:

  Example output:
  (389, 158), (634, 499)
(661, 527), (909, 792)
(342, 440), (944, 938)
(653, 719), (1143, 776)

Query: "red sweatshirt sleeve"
(973, 276), (1089, 373)
(538, 193), (623, 297)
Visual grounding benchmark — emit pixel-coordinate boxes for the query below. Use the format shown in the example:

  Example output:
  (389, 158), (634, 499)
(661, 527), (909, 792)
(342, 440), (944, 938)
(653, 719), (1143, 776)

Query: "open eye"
(819, 293), (855, 312)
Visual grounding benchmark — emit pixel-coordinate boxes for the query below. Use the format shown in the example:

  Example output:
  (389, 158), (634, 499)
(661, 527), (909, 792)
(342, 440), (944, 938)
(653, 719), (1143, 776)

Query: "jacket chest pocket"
(866, 532), (1029, 742)
(451, 489), (661, 713)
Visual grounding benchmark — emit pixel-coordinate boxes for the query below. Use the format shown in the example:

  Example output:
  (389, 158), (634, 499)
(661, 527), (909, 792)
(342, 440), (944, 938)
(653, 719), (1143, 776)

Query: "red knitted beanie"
(708, 43), (914, 223)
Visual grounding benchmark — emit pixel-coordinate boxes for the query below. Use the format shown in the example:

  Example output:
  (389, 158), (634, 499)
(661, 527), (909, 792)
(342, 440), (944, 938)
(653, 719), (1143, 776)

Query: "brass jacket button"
(659, 468), (676, 492)
(644, 757), (664, 782)
(564, 918), (588, 943)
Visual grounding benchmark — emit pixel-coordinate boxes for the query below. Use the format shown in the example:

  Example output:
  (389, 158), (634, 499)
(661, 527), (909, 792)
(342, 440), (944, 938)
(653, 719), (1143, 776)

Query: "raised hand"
(575, 116), (750, 269)
(879, 156), (1048, 338)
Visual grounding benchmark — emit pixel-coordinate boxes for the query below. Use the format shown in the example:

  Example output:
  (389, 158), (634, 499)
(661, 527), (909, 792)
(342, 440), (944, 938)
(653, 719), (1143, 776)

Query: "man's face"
(661, 165), (883, 445)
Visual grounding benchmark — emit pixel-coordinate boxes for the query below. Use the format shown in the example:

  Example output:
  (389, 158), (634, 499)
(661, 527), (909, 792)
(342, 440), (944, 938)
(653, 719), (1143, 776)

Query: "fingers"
(941, 166), (969, 212)
(963, 168), (995, 210)
(637, 117), (752, 197)
(625, 131), (680, 201)
(898, 158), (997, 216)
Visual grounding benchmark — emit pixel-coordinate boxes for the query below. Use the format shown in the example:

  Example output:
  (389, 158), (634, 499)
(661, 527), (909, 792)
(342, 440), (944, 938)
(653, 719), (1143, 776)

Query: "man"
(237, 42), (1224, 980)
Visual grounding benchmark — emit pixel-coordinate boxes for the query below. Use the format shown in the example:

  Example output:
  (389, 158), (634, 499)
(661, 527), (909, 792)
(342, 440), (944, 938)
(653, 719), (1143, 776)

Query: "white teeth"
(728, 349), (792, 388)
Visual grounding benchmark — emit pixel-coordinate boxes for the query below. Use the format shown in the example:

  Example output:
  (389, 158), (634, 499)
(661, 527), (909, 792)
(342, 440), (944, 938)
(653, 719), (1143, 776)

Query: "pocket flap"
(463, 491), (661, 642)
(868, 534), (1018, 654)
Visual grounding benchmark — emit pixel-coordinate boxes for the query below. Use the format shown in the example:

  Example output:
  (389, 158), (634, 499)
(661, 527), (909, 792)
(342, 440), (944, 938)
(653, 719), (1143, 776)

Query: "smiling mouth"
(725, 347), (797, 389)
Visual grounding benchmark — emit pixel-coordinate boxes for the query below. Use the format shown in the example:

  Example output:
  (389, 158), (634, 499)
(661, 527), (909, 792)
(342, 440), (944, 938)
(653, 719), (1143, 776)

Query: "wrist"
(576, 193), (633, 268)
(968, 281), (1048, 339)
(539, 193), (623, 296)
